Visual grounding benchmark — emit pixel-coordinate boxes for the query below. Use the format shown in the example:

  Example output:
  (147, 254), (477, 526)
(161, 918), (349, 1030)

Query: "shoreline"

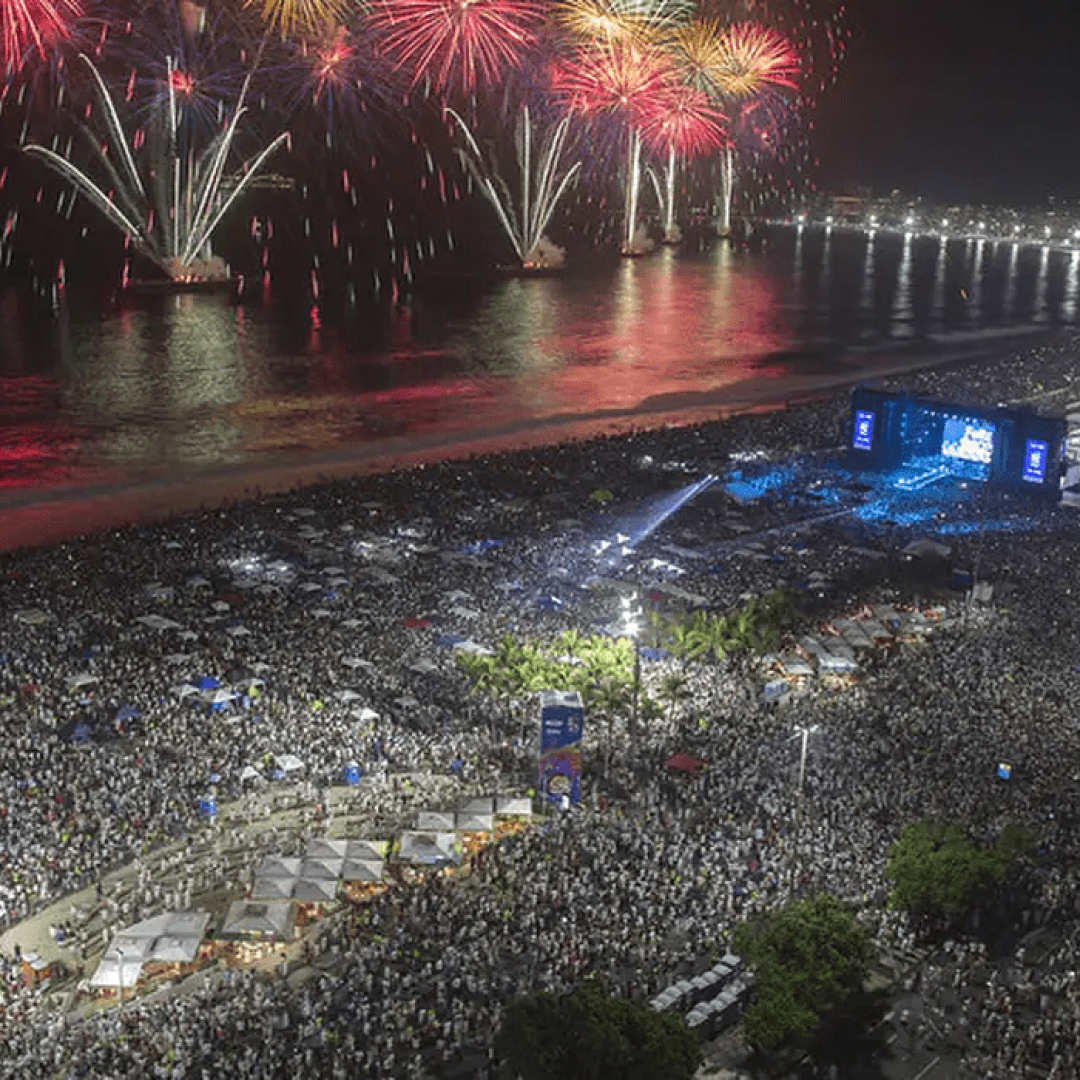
(0, 326), (1057, 555)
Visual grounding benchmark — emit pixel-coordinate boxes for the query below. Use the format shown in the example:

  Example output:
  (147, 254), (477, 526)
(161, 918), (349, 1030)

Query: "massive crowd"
(3, 331), (1080, 1077)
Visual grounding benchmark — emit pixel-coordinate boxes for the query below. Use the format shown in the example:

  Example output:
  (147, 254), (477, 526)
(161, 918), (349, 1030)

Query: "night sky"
(813, 0), (1080, 206)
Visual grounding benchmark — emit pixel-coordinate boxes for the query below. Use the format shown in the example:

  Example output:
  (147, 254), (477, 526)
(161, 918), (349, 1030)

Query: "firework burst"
(555, 0), (692, 46)
(553, 39), (676, 127)
(641, 84), (723, 242)
(712, 22), (799, 99)
(366, 0), (546, 96)
(555, 41), (678, 252)
(639, 83), (724, 157)
(274, 22), (408, 155)
(244, 0), (349, 39)
(2, 0), (82, 76)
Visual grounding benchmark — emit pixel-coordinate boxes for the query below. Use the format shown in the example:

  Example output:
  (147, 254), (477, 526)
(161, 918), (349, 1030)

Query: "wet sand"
(0, 327), (1056, 554)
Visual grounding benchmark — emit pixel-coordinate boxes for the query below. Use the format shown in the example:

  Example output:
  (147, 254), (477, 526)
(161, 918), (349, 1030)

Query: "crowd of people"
(2, 331), (1080, 1076)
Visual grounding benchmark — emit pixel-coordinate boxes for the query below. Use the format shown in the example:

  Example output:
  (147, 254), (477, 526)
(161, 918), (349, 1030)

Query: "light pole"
(620, 594), (643, 743)
(788, 724), (820, 893)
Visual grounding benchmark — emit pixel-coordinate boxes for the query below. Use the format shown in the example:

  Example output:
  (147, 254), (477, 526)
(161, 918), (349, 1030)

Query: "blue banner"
(538, 690), (584, 805)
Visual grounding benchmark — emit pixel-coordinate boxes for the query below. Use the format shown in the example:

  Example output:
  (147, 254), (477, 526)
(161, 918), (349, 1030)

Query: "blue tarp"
(196, 676), (220, 691)
(639, 647), (671, 662)
(72, 722), (92, 745)
(344, 763), (361, 786)
(114, 704), (140, 722)
(435, 632), (467, 649)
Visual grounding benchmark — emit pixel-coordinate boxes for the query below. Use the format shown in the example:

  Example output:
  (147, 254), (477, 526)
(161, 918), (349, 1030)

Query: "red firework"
(640, 84), (725, 157)
(2, 0), (82, 75)
(713, 22), (799, 99)
(366, 0), (545, 95)
(553, 40), (678, 128)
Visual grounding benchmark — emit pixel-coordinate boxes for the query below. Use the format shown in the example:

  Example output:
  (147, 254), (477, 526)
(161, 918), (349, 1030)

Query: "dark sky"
(812, 0), (1080, 206)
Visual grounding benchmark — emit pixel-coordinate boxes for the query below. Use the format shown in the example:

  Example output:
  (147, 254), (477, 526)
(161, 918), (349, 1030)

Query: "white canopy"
(455, 813), (494, 833)
(256, 856), (302, 880)
(220, 901), (293, 939)
(251, 877), (295, 900)
(416, 811), (455, 831)
(341, 859), (384, 883)
(292, 877), (338, 903)
(65, 673), (98, 689)
(300, 857), (343, 880)
(306, 838), (348, 860)
(496, 796), (533, 817)
(275, 754), (304, 773)
(398, 831), (462, 867)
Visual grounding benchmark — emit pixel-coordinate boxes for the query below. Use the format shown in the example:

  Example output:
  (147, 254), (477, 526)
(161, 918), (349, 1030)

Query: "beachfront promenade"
(4, 330), (1080, 1076)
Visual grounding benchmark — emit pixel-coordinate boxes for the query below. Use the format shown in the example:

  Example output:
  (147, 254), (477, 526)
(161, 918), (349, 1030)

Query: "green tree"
(734, 894), (870, 1051)
(886, 819), (1034, 929)
(495, 979), (700, 1080)
(657, 670), (693, 723)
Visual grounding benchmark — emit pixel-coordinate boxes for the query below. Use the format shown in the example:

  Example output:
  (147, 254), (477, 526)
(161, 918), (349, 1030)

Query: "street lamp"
(789, 724), (821, 826)
(620, 593), (643, 741)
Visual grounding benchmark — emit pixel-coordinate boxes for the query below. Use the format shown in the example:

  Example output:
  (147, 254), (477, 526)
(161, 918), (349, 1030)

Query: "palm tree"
(658, 670), (693, 724)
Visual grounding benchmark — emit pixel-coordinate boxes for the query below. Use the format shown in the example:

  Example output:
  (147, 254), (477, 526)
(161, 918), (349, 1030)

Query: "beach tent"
(300, 857), (343, 880)
(341, 859), (384, 883)
(292, 877), (338, 903)
(416, 811), (455, 831)
(345, 839), (389, 861)
(352, 706), (380, 722)
(496, 796), (533, 817)
(251, 877), (295, 900)
(398, 831), (463, 867)
(256, 856), (301, 880)
(136, 614), (182, 631)
(220, 901), (294, 940)
(306, 838), (348, 860)
(238, 765), (263, 784)
(275, 754), (304, 775)
(455, 812), (494, 832)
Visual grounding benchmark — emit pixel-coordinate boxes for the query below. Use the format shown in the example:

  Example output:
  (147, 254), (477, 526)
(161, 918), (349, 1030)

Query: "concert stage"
(848, 387), (1067, 501)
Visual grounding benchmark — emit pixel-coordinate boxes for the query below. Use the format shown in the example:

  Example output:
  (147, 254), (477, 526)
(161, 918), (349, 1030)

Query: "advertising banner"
(538, 690), (584, 805)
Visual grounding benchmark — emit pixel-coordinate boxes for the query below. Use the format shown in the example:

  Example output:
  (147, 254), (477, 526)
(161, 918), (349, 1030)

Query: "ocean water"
(0, 225), (1075, 549)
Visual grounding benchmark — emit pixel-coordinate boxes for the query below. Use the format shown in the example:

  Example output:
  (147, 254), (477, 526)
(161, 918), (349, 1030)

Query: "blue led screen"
(941, 416), (995, 465)
(1022, 439), (1049, 484)
(852, 410), (875, 451)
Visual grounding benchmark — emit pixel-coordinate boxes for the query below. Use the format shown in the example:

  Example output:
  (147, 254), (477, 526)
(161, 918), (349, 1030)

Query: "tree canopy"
(494, 979), (700, 1080)
(886, 819), (1034, 929)
(733, 893), (870, 1051)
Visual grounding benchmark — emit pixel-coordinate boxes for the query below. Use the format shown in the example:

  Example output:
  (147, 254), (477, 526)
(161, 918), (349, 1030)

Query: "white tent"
(251, 877), (296, 900)
(300, 857), (343, 880)
(455, 812), (494, 833)
(292, 877), (338, 903)
(136, 614), (182, 631)
(220, 901), (293, 940)
(238, 765), (263, 783)
(256, 856), (302, 880)
(341, 859), (384, 883)
(306, 838), (348, 860)
(398, 831), (462, 867)
(345, 839), (388, 861)
(352, 706), (380, 722)
(275, 754), (304, 774)
(335, 689), (362, 702)
(496, 796), (533, 817)
(459, 797), (495, 816)
(65, 673), (99, 689)
(91, 911), (209, 986)
(416, 811), (455, 831)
